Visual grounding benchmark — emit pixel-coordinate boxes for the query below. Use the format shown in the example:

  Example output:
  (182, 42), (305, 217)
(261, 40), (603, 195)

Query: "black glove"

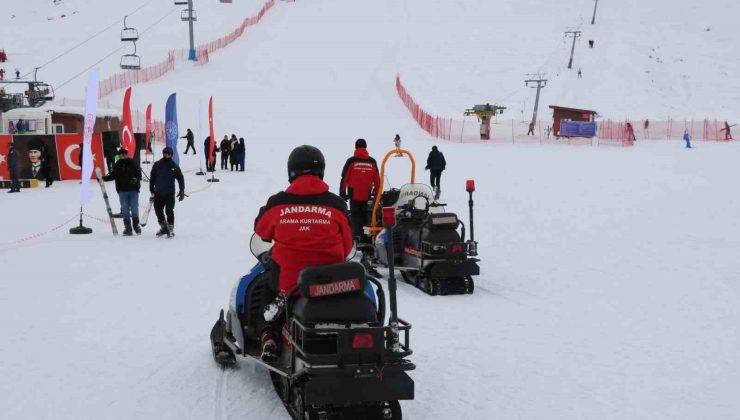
(178, 191), (185, 202)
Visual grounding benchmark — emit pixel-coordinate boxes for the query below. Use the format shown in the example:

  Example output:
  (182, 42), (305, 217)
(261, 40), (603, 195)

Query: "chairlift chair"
(121, 16), (139, 42)
(174, 0), (188, 4)
(220, 0), (233, 3)
(120, 42), (141, 70)
(181, 9), (197, 21)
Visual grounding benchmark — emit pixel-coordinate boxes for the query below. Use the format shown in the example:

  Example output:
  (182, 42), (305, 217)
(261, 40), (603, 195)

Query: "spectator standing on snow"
(237, 137), (246, 171)
(219, 136), (231, 170)
(150, 147), (185, 238)
(182, 128), (196, 155)
(204, 136), (218, 171)
(626, 122), (636, 143)
(7, 142), (20, 193)
(527, 121), (535, 136)
(41, 143), (54, 188)
(0, 68), (4, 80)
(683, 129), (692, 148)
(103, 148), (142, 236)
(578, 68), (582, 78)
(425, 146), (446, 196)
(14, 69), (19, 79)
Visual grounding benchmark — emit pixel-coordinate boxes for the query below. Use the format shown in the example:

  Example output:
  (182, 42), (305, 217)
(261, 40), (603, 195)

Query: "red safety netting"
(98, 0), (275, 99)
(397, 75), (732, 146)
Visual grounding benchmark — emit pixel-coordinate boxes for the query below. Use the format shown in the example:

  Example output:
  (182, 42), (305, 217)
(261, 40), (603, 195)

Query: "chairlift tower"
(176, 0), (197, 60)
(464, 103), (506, 140)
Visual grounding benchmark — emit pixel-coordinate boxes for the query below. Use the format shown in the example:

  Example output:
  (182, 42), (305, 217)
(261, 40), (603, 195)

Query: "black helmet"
(287, 145), (325, 182)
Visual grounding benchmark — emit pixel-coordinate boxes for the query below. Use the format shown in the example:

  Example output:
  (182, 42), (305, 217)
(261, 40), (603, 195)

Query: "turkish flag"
(0, 135), (11, 180)
(121, 87), (136, 156)
(55, 133), (104, 180)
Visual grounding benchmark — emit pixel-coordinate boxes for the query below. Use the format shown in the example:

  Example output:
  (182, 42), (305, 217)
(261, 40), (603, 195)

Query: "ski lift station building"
(0, 105), (121, 135)
(549, 105), (598, 135)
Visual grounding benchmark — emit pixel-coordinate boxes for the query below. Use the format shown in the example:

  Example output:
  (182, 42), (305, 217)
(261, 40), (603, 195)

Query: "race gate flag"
(121, 87), (136, 156)
(208, 96), (216, 167)
(145, 103), (152, 154)
(80, 68), (99, 206)
(165, 93), (180, 164)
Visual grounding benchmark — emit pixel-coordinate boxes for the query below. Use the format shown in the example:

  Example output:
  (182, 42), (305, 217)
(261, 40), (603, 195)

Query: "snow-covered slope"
(2, 1), (740, 419)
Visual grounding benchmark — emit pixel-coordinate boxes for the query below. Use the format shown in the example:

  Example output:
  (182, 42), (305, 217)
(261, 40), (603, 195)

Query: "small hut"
(549, 105), (597, 136)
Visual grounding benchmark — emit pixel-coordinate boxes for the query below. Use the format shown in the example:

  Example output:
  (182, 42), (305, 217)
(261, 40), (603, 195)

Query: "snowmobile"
(210, 234), (415, 420)
(365, 148), (479, 296)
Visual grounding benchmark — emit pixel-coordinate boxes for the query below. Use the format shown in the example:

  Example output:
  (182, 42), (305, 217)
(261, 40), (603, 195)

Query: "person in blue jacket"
(683, 129), (692, 148)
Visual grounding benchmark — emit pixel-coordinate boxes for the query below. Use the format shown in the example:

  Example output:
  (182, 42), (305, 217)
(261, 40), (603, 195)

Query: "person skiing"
(253, 145), (353, 362)
(722, 121), (733, 140)
(425, 145), (446, 196)
(0, 68), (4, 80)
(683, 129), (692, 148)
(103, 148), (142, 235)
(149, 147), (185, 238)
(577, 68), (582, 78)
(219, 135), (231, 170)
(181, 128), (196, 155)
(6, 141), (20, 193)
(339, 138), (380, 244)
(527, 121), (535, 136)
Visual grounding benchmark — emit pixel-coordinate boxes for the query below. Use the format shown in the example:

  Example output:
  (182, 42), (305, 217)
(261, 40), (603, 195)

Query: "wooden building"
(549, 105), (597, 135)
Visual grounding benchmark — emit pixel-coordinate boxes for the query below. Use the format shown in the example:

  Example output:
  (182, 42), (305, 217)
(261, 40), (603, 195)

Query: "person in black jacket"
(6, 142), (20, 193)
(103, 148), (142, 235)
(237, 137), (246, 171)
(204, 136), (218, 172)
(425, 145), (446, 195)
(182, 128), (196, 155)
(219, 136), (231, 170)
(149, 146), (185, 238)
(41, 143), (54, 187)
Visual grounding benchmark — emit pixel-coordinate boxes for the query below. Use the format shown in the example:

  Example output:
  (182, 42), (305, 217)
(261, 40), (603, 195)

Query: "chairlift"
(26, 81), (55, 107)
(121, 16), (139, 42)
(174, 0), (188, 4)
(220, 0), (233, 3)
(120, 42), (141, 70)
(181, 9), (197, 21)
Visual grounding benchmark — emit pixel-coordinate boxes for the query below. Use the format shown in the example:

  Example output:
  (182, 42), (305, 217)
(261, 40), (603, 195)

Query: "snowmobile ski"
(94, 167), (118, 236)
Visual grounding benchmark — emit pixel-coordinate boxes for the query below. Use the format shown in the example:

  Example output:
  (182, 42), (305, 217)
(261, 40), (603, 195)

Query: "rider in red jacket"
(339, 139), (380, 242)
(254, 145), (353, 361)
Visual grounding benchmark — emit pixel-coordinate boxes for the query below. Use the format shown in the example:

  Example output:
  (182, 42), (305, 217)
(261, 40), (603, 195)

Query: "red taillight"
(451, 244), (463, 254)
(382, 207), (396, 226)
(466, 179), (476, 192)
(352, 333), (374, 349)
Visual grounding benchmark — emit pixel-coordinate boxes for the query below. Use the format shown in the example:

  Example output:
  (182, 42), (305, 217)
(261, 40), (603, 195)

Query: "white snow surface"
(2, 1), (740, 419)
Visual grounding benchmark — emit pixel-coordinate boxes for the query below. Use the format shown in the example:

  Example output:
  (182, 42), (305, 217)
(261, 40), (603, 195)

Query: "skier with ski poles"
(102, 148), (141, 235)
(149, 147), (185, 238)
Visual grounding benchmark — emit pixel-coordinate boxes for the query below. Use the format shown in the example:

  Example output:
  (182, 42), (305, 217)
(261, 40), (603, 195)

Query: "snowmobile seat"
(292, 262), (377, 324)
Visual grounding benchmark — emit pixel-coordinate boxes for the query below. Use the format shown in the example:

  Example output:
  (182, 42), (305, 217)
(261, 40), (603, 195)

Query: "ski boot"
(132, 217), (141, 235)
(156, 222), (168, 237)
(167, 224), (175, 238)
(122, 219), (133, 236)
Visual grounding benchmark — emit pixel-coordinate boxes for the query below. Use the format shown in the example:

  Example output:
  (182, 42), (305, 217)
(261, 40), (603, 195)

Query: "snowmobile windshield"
(250, 233), (273, 259)
(395, 183), (434, 210)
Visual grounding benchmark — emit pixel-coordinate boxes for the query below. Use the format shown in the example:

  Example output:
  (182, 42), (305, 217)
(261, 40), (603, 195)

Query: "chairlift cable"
(1, 0), (157, 89)
(55, 6), (178, 92)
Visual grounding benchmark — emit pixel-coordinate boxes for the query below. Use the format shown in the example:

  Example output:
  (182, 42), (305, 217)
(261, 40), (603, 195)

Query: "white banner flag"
(79, 69), (100, 206)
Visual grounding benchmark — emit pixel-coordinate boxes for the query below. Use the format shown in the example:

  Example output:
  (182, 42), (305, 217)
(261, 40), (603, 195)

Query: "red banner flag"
(208, 96), (216, 166)
(121, 87), (136, 155)
(145, 103), (152, 154)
